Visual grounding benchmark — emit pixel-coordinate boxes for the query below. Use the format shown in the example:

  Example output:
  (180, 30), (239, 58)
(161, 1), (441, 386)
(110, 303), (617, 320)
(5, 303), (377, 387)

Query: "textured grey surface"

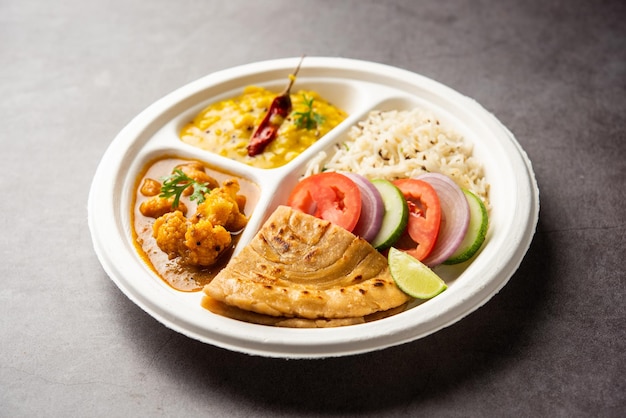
(1, 0), (624, 416)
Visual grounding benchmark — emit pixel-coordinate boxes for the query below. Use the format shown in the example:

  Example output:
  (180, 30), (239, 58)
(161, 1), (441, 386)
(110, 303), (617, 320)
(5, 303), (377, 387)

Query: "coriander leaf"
(189, 181), (209, 203)
(293, 94), (325, 130)
(159, 168), (210, 208)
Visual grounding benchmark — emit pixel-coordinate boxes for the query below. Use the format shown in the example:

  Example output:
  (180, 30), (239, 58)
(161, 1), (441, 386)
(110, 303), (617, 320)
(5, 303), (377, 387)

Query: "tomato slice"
(392, 179), (442, 260)
(287, 172), (362, 231)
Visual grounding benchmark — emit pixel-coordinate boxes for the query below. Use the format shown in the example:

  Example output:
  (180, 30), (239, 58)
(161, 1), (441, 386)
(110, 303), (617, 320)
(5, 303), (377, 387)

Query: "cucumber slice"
(443, 189), (488, 264)
(370, 179), (408, 250)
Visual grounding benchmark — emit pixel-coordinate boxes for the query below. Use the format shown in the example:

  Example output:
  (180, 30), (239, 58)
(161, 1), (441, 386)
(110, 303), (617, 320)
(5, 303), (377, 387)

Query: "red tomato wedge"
(392, 178), (442, 261)
(287, 172), (362, 232)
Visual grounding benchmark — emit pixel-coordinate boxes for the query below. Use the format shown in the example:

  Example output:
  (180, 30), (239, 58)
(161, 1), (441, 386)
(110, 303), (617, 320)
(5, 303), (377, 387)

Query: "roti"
(203, 205), (410, 325)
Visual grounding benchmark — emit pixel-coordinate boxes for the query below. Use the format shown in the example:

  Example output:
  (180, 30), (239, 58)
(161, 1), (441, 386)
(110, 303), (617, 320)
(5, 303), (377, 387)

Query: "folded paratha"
(203, 205), (410, 325)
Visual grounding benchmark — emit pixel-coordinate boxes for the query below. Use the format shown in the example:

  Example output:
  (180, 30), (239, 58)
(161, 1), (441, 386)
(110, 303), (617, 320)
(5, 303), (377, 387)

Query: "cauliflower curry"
(132, 158), (259, 291)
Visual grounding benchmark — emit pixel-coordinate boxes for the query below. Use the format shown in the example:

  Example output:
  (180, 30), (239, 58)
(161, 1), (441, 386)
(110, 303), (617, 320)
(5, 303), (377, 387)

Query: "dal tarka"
(180, 86), (347, 169)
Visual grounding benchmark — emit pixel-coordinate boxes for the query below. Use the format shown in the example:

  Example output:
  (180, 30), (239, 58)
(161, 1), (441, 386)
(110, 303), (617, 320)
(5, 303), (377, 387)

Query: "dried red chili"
(247, 56), (304, 157)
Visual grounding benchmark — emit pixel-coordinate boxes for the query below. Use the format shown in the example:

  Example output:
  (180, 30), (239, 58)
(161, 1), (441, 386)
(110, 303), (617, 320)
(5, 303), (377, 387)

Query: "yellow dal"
(180, 86), (347, 169)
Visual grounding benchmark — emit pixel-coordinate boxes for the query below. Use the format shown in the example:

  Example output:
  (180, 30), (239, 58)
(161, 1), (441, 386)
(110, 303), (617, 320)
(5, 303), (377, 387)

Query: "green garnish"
(293, 94), (325, 130)
(159, 168), (210, 208)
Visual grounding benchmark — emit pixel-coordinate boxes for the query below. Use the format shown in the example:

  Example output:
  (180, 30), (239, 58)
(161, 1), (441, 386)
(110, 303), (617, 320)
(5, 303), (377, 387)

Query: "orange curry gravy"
(131, 157), (260, 291)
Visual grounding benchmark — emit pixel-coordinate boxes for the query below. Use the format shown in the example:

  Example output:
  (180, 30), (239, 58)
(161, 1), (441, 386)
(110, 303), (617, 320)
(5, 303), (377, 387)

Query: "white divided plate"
(88, 57), (539, 358)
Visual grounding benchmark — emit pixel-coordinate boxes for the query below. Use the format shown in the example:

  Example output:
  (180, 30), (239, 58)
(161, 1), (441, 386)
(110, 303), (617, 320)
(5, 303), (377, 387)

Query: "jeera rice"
(304, 108), (490, 208)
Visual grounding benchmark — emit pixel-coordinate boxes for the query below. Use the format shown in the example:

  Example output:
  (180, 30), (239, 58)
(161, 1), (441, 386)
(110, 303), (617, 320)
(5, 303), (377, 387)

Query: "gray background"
(1, 0), (624, 416)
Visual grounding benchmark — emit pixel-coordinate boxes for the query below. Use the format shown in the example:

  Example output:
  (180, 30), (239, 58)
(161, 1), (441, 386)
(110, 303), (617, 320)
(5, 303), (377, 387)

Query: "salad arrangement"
(285, 170), (488, 298)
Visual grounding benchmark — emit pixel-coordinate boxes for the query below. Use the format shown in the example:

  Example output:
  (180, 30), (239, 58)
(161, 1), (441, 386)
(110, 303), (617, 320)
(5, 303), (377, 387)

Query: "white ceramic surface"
(88, 57), (539, 358)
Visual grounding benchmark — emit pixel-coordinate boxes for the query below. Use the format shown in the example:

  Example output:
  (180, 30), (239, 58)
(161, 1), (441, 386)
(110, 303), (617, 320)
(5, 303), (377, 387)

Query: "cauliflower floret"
(152, 207), (236, 267)
(150, 176), (248, 267)
(175, 163), (219, 196)
(222, 178), (247, 212)
(183, 219), (232, 266)
(192, 179), (248, 231)
(140, 196), (188, 218)
(152, 211), (189, 259)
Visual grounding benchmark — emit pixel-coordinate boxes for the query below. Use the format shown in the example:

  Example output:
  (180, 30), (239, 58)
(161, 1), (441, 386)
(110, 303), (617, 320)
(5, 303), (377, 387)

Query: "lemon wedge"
(388, 247), (447, 299)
